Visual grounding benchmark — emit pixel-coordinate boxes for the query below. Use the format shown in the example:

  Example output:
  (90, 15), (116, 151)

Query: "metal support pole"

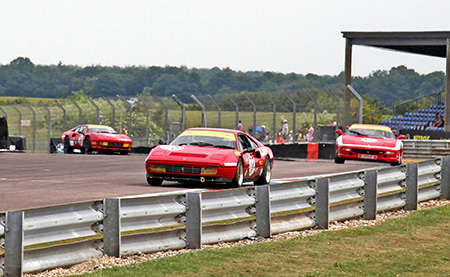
(208, 95), (221, 128)
(191, 95), (207, 127)
(405, 163), (419, 211)
(54, 100), (67, 131)
(226, 95), (239, 130)
(88, 97), (100, 124)
(26, 103), (36, 153)
(5, 211), (24, 277)
(0, 106), (7, 119)
(324, 87), (340, 129)
(117, 95), (134, 136)
(117, 97), (123, 133)
(315, 178), (330, 229)
(255, 185), (271, 238)
(137, 95), (151, 141)
(303, 89), (318, 142)
(12, 104), (22, 136)
(70, 98), (82, 125)
(344, 38), (352, 127)
(263, 92), (276, 142)
(103, 198), (121, 257)
(156, 96), (169, 142)
(441, 156), (450, 200)
(243, 92), (257, 132)
(445, 38), (450, 132)
(347, 85), (364, 124)
(186, 192), (202, 249)
(282, 92), (296, 136)
(39, 101), (51, 154)
(363, 170), (378, 220)
(103, 97), (116, 130)
(171, 95), (186, 131)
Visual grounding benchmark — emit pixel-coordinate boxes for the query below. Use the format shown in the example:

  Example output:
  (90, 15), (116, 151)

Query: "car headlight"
(148, 164), (166, 172)
(342, 148), (352, 151)
(100, 142), (108, 146)
(386, 151), (395, 155)
(123, 143), (130, 147)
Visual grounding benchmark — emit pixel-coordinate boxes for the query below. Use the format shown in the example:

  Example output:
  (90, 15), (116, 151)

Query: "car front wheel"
(230, 159), (244, 188)
(64, 136), (72, 154)
(254, 157), (271, 185)
(84, 137), (93, 154)
(147, 177), (163, 186)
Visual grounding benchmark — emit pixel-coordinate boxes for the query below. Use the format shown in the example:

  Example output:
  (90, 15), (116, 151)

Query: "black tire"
(64, 136), (72, 154)
(334, 157), (345, 164)
(254, 157), (271, 186)
(84, 136), (92, 154)
(147, 177), (163, 186)
(230, 159), (244, 188)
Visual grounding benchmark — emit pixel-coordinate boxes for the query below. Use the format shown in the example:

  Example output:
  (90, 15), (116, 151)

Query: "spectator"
(330, 117), (337, 126)
(281, 119), (289, 140)
(431, 113), (444, 127)
(288, 130), (294, 142)
(121, 127), (128, 135)
(258, 125), (268, 142)
(248, 123), (254, 136)
(237, 120), (243, 130)
(277, 133), (284, 144)
(307, 124), (314, 142)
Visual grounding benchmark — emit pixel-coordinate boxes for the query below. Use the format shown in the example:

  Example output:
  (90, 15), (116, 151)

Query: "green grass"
(83, 204), (450, 276)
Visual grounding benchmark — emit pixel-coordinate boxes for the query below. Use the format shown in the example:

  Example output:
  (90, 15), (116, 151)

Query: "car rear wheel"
(64, 136), (72, 154)
(147, 177), (163, 186)
(334, 157), (345, 164)
(254, 157), (271, 186)
(84, 137), (92, 154)
(230, 159), (244, 188)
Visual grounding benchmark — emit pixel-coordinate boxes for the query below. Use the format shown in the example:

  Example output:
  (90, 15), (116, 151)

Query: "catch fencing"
(1, 158), (450, 276)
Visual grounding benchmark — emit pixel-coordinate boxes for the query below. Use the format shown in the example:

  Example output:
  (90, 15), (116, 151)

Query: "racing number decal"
(248, 155), (256, 176)
(78, 134), (84, 146)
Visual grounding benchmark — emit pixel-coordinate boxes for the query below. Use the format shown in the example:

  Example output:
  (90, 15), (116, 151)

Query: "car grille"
(109, 142), (124, 147)
(352, 149), (384, 155)
(165, 166), (201, 174)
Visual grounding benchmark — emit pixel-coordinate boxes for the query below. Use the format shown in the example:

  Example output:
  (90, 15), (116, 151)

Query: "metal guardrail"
(1, 158), (450, 276)
(403, 139), (450, 159)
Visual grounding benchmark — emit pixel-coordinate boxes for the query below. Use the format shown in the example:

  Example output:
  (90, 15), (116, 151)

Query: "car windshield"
(346, 128), (395, 139)
(89, 127), (118, 134)
(170, 131), (237, 149)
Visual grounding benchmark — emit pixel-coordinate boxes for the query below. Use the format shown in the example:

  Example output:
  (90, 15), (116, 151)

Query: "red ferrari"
(145, 128), (274, 187)
(335, 124), (405, 166)
(62, 124), (132, 155)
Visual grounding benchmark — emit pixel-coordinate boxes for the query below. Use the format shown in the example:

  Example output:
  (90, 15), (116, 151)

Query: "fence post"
(54, 100), (67, 131)
(103, 198), (121, 257)
(103, 97), (116, 130)
(441, 156), (450, 200)
(255, 185), (271, 238)
(155, 96), (169, 143)
(208, 95), (221, 128)
(25, 104), (36, 153)
(315, 178), (329, 229)
(282, 92), (297, 136)
(263, 92), (276, 142)
(4, 211), (24, 277)
(243, 92), (257, 132)
(88, 97), (100, 124)
(186, 192), (202, 249)
(226, 95), (239, 130)
(11, 104), (22, 136)
(70, 98), (82, 125)
(171, 95), (186, 131)
(303, 89), (318, 141)
(137, 95), (150, 142)
(39, 101), (51, 154)
(191, 95), (207, 127)
(405, 163), (419, 210)
(363, 170), (378, 220)
(0, 106), (7, 119)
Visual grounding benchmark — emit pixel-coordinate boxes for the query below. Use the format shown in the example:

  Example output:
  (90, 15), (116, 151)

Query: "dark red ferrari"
(62, 124), (133, 155)
(145, 128), (274, 187)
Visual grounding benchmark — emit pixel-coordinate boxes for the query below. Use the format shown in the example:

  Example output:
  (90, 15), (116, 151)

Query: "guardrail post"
(103, 198), (121, 257)
(186, 192), (202, 249)
(255, 185), (271, 238)
(315, 178), (329, 229)
(405, 163), (419, 210)
(441, 156), (450, 200)
(363, 169), (378, 220)
(5, 211), (24, 277)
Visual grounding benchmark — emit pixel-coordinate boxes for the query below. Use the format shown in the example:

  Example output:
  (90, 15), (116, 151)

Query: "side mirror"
(335, 129), (344, 135)
(397, 134), (406, 139)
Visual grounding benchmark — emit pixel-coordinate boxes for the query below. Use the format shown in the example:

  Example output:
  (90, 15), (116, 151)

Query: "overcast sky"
(1, 1), (449, 76)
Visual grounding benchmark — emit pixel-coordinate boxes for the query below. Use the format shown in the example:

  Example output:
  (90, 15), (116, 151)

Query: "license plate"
(358, 154), (377, 160)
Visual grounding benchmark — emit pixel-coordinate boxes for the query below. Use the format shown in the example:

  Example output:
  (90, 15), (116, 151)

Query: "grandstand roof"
(342, 31), (450, 57)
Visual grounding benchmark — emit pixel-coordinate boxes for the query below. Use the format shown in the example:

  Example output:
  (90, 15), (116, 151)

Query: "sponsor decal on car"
(160, 145), (185, 151)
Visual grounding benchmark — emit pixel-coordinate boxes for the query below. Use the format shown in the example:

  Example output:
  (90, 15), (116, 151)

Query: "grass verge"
(83, 204), (450, 276)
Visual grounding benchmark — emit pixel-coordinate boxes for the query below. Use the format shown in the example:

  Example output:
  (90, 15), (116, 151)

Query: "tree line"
(0, 57), (445, 108)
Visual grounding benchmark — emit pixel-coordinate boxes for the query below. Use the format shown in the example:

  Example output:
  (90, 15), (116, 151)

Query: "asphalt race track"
(0, 153), (389, 212)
